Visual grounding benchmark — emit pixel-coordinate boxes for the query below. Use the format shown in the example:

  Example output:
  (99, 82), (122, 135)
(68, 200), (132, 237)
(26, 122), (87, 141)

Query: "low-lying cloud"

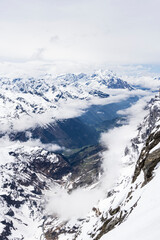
(125, 75), (160, 90)
(0, 135), (62, 165)
(45, 95), (151, 220)
(0, 83), (150, 134)
(100, 96), (150, 190)
(45, 185), (104, 220)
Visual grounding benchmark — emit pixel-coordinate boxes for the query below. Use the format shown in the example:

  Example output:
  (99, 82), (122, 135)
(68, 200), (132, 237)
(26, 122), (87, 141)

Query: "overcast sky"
(0, 0), (160, 73)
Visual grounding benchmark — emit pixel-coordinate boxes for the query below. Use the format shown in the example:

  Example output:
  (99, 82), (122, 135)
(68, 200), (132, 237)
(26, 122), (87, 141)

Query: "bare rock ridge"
(95, 97), (160, 240)
(133, 97), (160, 184)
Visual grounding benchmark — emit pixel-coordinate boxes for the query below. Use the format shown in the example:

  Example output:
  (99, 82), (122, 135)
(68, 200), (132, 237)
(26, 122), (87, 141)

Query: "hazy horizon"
(0, 0), (160, 76)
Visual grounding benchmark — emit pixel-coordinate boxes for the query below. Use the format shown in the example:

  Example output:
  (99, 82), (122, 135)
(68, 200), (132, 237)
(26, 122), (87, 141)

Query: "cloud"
(125, 76), (160, 90)
(0, 84), (149, 134)
(19, 137), (62, 152)
(0, 135), (62, 165)
(0, 0), (160, 66)
(45, 185), (104, 220)
(31, 48), (46, 60)
(45, 95), (151, 219)
(50, 35), (60, 44)
(100, 96), (151, 190)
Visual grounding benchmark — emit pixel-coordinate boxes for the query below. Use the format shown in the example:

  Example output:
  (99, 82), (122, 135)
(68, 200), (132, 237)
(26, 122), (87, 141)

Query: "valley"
(0, 71), (159, 240)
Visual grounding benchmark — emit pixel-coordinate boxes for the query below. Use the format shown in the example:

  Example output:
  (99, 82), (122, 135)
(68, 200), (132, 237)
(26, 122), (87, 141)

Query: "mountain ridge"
(0, 71), (158, 239)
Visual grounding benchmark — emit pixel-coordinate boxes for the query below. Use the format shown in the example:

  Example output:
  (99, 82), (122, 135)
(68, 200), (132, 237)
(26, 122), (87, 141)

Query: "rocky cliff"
(42, 96), (160, 240)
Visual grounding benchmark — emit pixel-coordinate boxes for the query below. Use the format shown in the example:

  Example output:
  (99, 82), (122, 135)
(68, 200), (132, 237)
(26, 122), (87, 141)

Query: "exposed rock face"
(133, 97), (160, 184)
(0, 143), (104, 239)
(42, 97), (160, 240)
(0, 71), (160, 240)
(9, 149), (72, 181)
(99, 97), (160, 238)
(0, 147), (71, 239)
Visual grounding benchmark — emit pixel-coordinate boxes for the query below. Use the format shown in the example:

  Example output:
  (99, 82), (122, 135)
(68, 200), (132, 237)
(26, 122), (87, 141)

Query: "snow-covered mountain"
(0, 70), (159, 240)
(0, 70), (133, 134)
(0, 70), (139, 150)
(1, 95), (160, 239)
(40, 97), (160, 240)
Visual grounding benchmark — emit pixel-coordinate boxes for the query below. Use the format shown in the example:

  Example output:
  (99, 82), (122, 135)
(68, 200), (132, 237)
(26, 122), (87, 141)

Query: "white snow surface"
(42, 96), (160, 240)
(101, 166), (160, 240)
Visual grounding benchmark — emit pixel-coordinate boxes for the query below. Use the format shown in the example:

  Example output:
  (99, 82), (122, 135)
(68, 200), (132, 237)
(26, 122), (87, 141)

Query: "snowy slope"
(101, 166), (160, 240)
(42, 97), (160, 240)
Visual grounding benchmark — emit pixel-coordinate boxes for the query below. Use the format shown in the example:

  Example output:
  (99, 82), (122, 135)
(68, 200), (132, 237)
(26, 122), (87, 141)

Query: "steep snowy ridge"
(98, 97), (160, 239)
(42, 96), (160, 240)
(133, 97), (160, 184)
(100, 96), (160, 240)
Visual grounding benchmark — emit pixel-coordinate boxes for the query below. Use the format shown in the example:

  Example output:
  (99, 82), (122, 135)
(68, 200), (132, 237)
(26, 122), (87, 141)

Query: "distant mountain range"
(0, 70), (136, 147)
(1, 70), (159, 240)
